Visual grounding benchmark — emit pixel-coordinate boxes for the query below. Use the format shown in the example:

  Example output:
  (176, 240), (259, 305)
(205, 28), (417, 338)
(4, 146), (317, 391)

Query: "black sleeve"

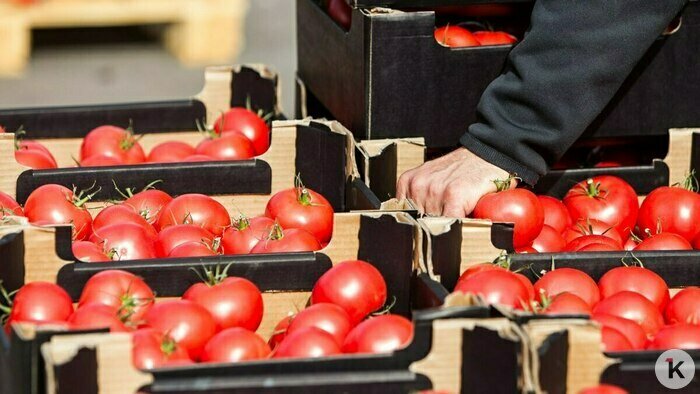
(461, 0), (688, 185)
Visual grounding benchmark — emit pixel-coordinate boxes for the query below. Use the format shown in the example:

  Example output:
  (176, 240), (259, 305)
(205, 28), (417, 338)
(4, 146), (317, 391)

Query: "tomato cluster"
(434, 25), (517, 48)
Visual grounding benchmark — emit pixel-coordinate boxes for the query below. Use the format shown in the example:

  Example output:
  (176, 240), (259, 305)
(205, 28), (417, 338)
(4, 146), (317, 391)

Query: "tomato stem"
(491, 174), (519, 192)
(232, 215), (251, 231)
(268, 222), (285, 241)
(160, 334), (178, 357)
(13, 126), (26, 152)
(676, 170), (699, 192)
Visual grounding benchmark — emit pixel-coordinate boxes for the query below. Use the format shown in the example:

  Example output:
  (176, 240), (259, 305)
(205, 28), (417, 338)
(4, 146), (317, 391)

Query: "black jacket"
(461, 0), (689, 185)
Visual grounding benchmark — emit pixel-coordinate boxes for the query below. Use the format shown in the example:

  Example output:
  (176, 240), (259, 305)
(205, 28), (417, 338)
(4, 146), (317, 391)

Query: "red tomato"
(124, 189), (173, 225)
(516, 246), (538, 254)
(458, 263), (507, 282)
(564, 176), (639, 239)
(473, 188), (544, 248)
(623, 237), (638, 251)
(634, 232), (692, 251)
(183, 154), (215, 162)
(562, 218), (624, 245)
(577, 243), (621, 252)
(578, 385), (628, 394)
(80, 154), (125, 167)
(80, 125), (145, 164)
(534, 268), (600, 307)
(72, 241), (110, 262)
(273, 326), (341, 359)
(637, 185), (700, 243)
(195, 134), (255, 161)
(155, 224), (215, 257)
(268, 315), (292, 350)
(543, 293), (591, 316)
(593, 291), (664, 338)
(311, 260), (387, 325)
(600, 326), (634, 352)
(287, 303), (352, 346)
(342, 315), (414, 354)
(147, 141), (196, 163)
(200, 328), (271, 363)
(434, 25), (480, 47)
(78, 270), (155, 324)
(514, 273), (536, 302)
(455, 270), (530, 310)
(565, 235), (622, 252)
(592, 313), (647, 350)
(647, 324), (700, 350)
(265, 187), (334, 245)
(0, 191), (23, 218)
(213, 107), (270, 156)
(326, 0), (352, 30)
(68, 304), (129, 332)
(6, 282), (73, 326)
(183, 276), (263, 332)
(144, 300), (217, 360)
(24, 184), (93, 240)
(90, 223), (157, 261)
(92, 205), (158, 239)
(472, 31), (518, 46)
(537, 196), (571, 233)
(156, 194), (231, 236)
(598, 266), (669, 311)
(531, 225), (566, 252)
(15, 140), (58, 169)
(221, 216), (275, 255)
(132, 328), (192, 370)
(250, 227), (322, 254)
(665, 287), (700, 325)
(169, 241), (218, 257)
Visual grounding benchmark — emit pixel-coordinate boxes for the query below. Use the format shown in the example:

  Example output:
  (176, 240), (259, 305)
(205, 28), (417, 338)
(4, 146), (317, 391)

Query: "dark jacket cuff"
(460, 133), (540, 186)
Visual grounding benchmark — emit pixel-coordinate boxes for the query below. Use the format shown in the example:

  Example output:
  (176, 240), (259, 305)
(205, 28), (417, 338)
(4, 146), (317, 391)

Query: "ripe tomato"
(221, 216), (275, 255)
(195, 134), (255, 161)
(564, 176), (639, 238)
(80, 125), (145, 164)
(147, 141), (196, 163)
(124, 189), (173, 225)
(577, 243), (621, 252)
(92, 205), (158, 239)
(578, 385), (628, 394)
(542, 293), (591, 316)
(592, 313), (647, 350)
(457, 263), (506, 282)
(593, 291), (664, 338)
(565, 235), (622, 252)
(15, 140), (58, 169)
(472, 188), (544, 248)
(537, 196), (571, 233)
(90, 223), (157, 261)
(78, 270), (154, 324)
(132, 328), (192, 370)
(250, 227), (322, 253)
(472, 31), (517, 46)
(531, 225), (566, 253)
(144, 300), (217, 360)
(637, 184), (700, 243)
(169, 241), (218, 257)
(516, 246), (538, 254)
(434, 25), (480, 47)
(68, 304), (129, 332)
(268, 315), (292, 350)
(287, 303), (352, 346)
(598, 266), (669, 311)
(311, 260), (387, 325)
(647, 324), (700, 350)
(213, 107), (270, 156)
(200, 328), (271, 363)
(183, 154), (214, 162)
(265, 187), (334, 244)
(155, 224), (215, 257)
(272, 326), (341, 359)
(0, 191), (23, 218)
(72, 241), (110, 262)
(514, 273), (536, 301)
(24, 184), (94, 240)
(455, 270), (530, 310)
(562, 218), (624, 245)
(634, 232), (692, 251)
(183, 276), (263, 332)
(156, 194), (231, 236)
(664, 287), (700, 324)
(600, 326), (633, 352)
(326, 0), (352, 30)
(624, 238), (638, 251)
(6, 282), (73, 326)
(80, 154), (125, 167)
(342, 315), (413, 354)
(533, 268), (600, 307)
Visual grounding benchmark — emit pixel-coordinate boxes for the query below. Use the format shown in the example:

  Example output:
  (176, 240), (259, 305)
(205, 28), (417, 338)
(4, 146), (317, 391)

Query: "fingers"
(396, 170), (411, 200)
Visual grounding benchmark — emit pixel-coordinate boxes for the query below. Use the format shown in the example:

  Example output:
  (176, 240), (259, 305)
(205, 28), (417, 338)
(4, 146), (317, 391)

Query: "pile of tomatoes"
(471, 174), (700, 253)
(0, 180), (334, 260)
(10, 106), (270, 170)
(1, 260), (413, 368)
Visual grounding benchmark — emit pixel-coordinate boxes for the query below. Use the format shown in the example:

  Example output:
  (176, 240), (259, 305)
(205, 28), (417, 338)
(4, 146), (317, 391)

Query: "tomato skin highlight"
(534, 268), (600, 307)
(455, 270), (530, 310)
(472, 188), (544, 248)
(200, 328), (271, 363)
(531, 225), (566, 253)
(598, 266), (670, 311)
(593, 291), (664, 338)
(273, 326), (341, 359)
(265, 187), (334, 245)
(637, 186), (700, 243)
(80, 125), (146, 164)
(15, 140), (58, 169)
(24, 184), (93, 241)
(183, 277), (263, 332)
(213, 107), (270, 156)
(665, 287), (700, 325)
(537, 196), (571, 233)
(342, 315), (414, 354)
(144, 300), (217, 360)
(7, 282), (74, 327)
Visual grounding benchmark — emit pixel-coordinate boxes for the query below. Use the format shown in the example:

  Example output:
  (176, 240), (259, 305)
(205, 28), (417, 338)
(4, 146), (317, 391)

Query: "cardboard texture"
(357, 138), (425, 201)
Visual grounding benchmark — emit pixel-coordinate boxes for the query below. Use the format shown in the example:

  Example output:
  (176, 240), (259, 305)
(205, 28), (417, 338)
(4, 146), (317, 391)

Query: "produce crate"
(0, 0), (249, 75)
(297, 0), (700, 148)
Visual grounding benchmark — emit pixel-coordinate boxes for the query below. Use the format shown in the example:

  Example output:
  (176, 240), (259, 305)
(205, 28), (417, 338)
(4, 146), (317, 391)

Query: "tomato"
(342, 315), (413, 354)
(458, 263), (506, 282)
(647, 324), (700, 350)
(455, 270), (530, 310)
(24, 184), (93, 240)
(213, 107), (270, 156)
(472, 188), (544, 248)
(472, 31), (517, 46)
(311, 260), (387, 325)
(90, 223), (157, 261)
(72, 241), (110, 262)
(221, 216), (275, 255)
(531, 225), (566, 253)
(592, 313), (647, 350)
(542, 293), (591, 316)
(80, 154), (125, 167)
(600, 327), (633, 352)
(156, 194), (231, 236)
(637, 184), (700, 243)
(598, 266), (669, 311)
(147, 141), (196, 163)
(92, 205), (158, 239)
(623, 237), (638, 251)
(200, 328), (271, 363)
(272, 326), (341, 359)
(124, 189), (173, 225)
(592, 291), (664, 338)
(144, 300), (217, 360)
(534, 268), (600, 307)
(434, 25), (480, 47)
(564, 176), (639, 238)
(268, 315), (292, 350)
(565, 235), (622, 252)
(287, 303), (351, 346)
(68, 304), (129, 332)
(562, 218), (624, 245)
(132, 328), (192, 370)
(6, 282), (73, 326)
(578, 385), (628, 394)
(537, 196), (571, 233)
(183, 276), (263, 332)
(326, 0), (352, 30)
(78, 270), (155, 324)
(514, 273), (536, 302)
(665, 287), (700, 325)
(634, 232), (692, 251)
(15, 140), (58, 169)
(80, 125), (146, 164)
(516, 246), (538, 254)
(169, 241), (218, 257)
(0, 191), (23, 218)
(577, 243), (621, 252)
(183, 154), (215, 162)
(195, 134), (255, 161)
(250, 227), (322, 254)
(154, 224), (215, 257)
(265, 187), (334, 244)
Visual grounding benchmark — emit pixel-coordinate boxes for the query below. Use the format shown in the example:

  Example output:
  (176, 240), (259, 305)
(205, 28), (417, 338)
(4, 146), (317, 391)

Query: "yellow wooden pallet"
(0, 0), (250, 75)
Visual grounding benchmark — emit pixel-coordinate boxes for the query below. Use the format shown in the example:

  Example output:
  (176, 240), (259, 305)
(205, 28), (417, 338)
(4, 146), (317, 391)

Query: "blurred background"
(0, 0), (297, 114)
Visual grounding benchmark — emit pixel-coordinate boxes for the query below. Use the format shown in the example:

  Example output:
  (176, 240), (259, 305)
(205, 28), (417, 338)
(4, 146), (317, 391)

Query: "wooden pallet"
(0, 0), (250, 76)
